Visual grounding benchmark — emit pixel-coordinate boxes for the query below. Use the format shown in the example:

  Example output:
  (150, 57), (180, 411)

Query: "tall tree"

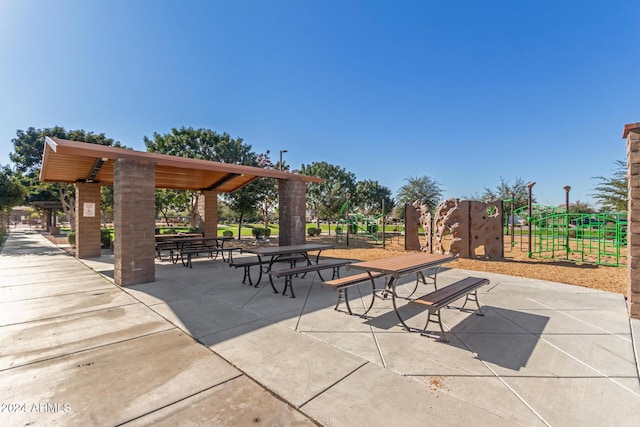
(396, 175), (443, 216)
(477, 177), (533, 211)
(570, 200), (596, 214)
(0, 165), (27, 231)
(591, 160), (627, 212)
(253, 150), (284, 228)
(144, 127), (256, 227)
(299, 161), (356, 227)
(155, 189), (188, 226)
(353, 179), (394, 216)
(10, 127), (120, 230)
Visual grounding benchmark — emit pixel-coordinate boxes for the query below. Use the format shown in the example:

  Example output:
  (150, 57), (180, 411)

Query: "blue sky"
(1, 0), (638, 208)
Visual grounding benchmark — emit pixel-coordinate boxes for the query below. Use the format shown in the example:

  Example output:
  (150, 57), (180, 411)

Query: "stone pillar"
(197, 190), (218, 237)
(404, 203), (421, 250)
(624, 122), (640, 319)
(113, 159), (156, 286)
(278, 179), (307, 246)
(75, 182), (102, 258)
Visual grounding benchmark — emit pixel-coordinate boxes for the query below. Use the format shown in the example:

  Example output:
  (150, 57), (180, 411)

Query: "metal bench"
(210, 246), (242, 263)
(177, 243), (243, 267)
(408, 276), (490, 342)
(269, 260), (352, 298)
(229, 255), (307, 286)
(154, 241), (176, 261)
(321, 271), (387, 316)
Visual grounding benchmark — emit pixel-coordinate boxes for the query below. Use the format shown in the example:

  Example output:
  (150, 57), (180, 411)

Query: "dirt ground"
(44, 233), (628, 296)
(313, 234), (628, 296)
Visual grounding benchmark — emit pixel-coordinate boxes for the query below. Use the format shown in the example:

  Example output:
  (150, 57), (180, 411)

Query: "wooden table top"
(347, 252), (457, 278)
(243, 243), (335, 256)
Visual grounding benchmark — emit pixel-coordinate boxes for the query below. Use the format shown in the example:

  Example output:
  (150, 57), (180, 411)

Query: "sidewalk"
(1, 229), (639, 426)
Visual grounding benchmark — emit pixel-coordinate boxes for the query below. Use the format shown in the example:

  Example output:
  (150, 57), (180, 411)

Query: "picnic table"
(163, 236), (238, 266)
(242, 243), (336, 293)
(346, 252), (458, 329)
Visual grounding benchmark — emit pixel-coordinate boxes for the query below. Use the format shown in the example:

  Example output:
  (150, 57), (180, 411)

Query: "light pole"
(510, 191), (515, 247)
(563, 186), (571, 213)
(564, 185), (571, 256)
(279, 150), (287, 171)
(526, 182), (536, 258)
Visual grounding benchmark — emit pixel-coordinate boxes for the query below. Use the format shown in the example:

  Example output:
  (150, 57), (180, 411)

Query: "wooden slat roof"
(39, 137), (321, 192)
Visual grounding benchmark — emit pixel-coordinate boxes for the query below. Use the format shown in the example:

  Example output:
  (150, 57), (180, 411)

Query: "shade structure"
(40, 137), (321, 191)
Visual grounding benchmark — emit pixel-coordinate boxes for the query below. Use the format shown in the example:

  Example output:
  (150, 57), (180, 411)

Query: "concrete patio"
(1, 228), (639, 426)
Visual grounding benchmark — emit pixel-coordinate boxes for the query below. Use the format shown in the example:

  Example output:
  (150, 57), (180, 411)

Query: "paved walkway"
(1, 228), (639, 426)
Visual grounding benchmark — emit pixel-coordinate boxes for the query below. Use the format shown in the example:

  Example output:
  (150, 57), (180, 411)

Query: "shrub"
(251, 227), (270, 239)
(307, 227), (322, 236)
(222, 230), (233, 237)
(67, 231), (76, 246)
(100, 229), (113, 249)
(335, 226), (343, 235)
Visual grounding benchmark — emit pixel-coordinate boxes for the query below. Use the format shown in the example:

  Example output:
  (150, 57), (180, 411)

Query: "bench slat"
(412, 277), (489, 309)
(269, 260), (351, 278)
(403, 276), (489, 342)
(322, 272), (385, 289)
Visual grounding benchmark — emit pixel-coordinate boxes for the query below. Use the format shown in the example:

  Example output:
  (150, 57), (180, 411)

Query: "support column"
(114, 159), (155, 286)
(624, 122), (640, 319)
(278, 179), (307, 246)
(197, 190), (218, 237)
(75, 182), (102, 258)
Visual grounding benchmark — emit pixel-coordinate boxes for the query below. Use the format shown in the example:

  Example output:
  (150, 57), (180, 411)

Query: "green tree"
(353, 179), (394, 216)
(299, 161), (356, 227)
(155, 189), (188, 226)
(477, 177), (533, 211)
(254, 150), (282, 228)
(144, 127), (256, 227)
(570, 200), (596, 214)
(10, 127), (121, 230)
(591, 160), (627, 212)
(225, 187), (259, 237)
(0, 165), (27, 231)
(395, 175), (443, 217)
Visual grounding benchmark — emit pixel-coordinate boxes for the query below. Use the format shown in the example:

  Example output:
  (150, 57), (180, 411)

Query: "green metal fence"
(511, 205), (627, 267)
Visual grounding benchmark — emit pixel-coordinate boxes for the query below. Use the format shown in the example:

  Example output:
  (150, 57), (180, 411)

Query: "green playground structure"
(511, 204), (627, 267)
(337, 200), (383, 242)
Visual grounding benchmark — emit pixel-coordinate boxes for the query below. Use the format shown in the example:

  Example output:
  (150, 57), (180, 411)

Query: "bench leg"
(335, 289), (353, 315)
(268, 273), (279, 294)
(421, 310), (449, 342)
(240, 266), (249, 285)
(180, 252), (192, 268)
(250, 266), (263, 288)
(281, 276), (295, 298)
(460, 290), (484, 315)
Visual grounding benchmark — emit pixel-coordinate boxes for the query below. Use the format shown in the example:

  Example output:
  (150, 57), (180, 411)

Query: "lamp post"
(526, 182), (536, 258)
(564, 185), (571, 256)
(510, 191), (515, 247)
(563, 186), (571, 213)
(279, 150), (288, 171)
